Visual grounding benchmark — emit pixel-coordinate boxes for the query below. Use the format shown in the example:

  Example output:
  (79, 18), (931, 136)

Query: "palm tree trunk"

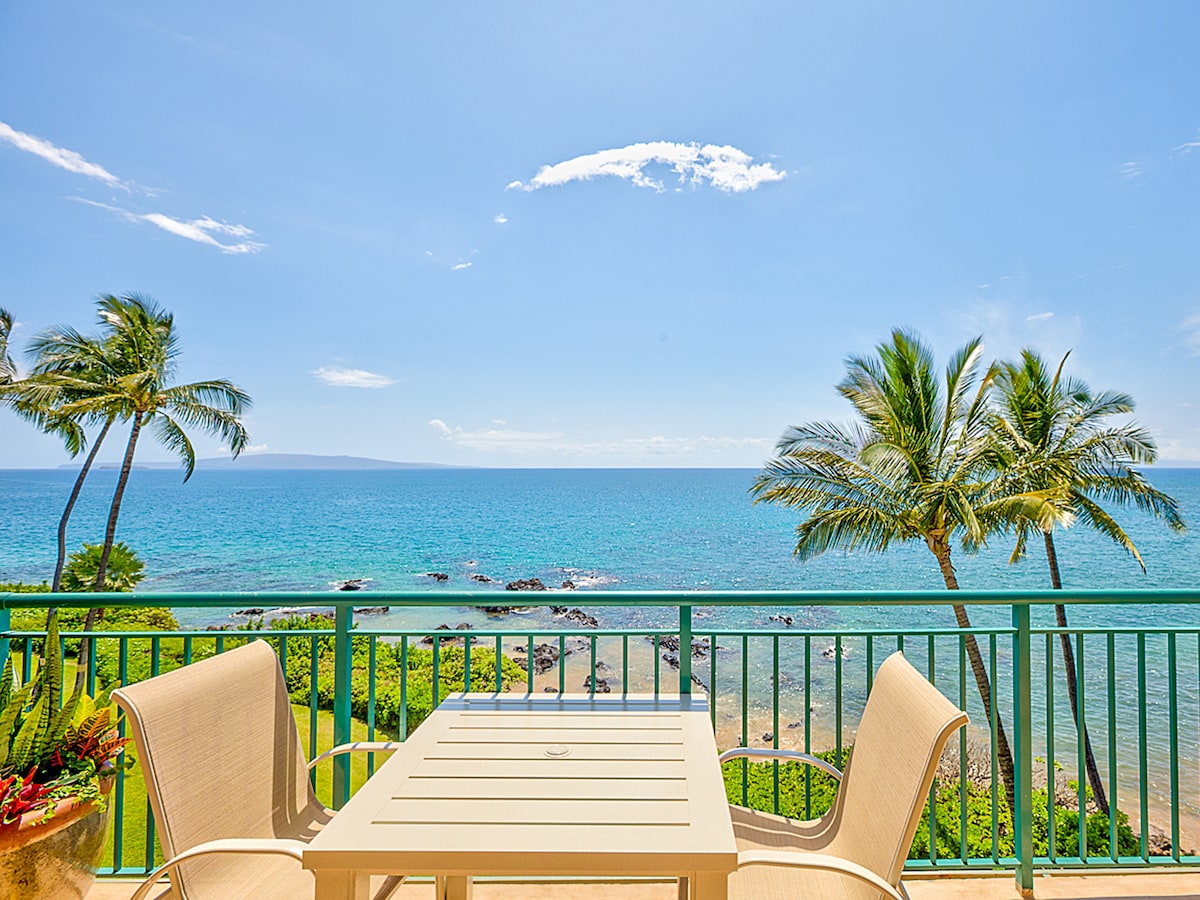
(927, 534), (1018, 817)
(51, 418), (113, 593)
(1044, 530), (1110, 817)
(75, 412), (142, 693)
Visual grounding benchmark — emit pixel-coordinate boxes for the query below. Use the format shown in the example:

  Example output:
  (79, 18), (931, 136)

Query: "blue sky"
(2, 3), (1199, 468)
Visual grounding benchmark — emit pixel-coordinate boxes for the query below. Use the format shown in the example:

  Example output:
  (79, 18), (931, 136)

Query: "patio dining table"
(303, 691), (738, 900)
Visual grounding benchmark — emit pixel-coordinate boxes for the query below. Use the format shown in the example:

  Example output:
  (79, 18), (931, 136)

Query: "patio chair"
(720, 651), (968, 900)
(112, 639), (406, 900)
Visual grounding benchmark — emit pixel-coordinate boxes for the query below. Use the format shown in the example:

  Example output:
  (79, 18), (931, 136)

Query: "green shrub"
(256, 615), (526, 737)
(725, 758), (1138, 860)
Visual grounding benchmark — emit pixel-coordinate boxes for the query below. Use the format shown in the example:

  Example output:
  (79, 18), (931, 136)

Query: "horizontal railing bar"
(4, 588), (1200, 609)
(0, 626), (1020, 639)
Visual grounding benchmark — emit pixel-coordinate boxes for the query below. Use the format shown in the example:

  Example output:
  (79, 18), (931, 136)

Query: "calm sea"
(0, 466), (1196, 632)
(5, 466), (1200, 823)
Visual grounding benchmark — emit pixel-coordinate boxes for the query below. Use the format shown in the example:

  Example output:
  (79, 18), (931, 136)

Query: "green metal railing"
(2, 589), (1199, 895)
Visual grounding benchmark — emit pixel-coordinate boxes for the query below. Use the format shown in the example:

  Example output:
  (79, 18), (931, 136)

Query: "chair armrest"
(719, 748), (843, 781)
(130, 838), (308, 900)
(736, 849), (903, 900)
(307, 741), (403, 770)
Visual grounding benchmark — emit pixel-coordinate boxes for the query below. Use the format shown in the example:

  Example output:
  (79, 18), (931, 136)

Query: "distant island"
(62, 453), (471, 471)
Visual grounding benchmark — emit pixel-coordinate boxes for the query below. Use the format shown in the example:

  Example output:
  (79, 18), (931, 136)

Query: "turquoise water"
(0, 466), (1196, 631)
(4, 466), (1200, 827)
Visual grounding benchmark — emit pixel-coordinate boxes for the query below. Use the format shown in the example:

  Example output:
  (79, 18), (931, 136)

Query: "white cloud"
(450, 262), (473, 271)
(429, 418), (770, 457)
(242, 444), (270, 454)
(73, 199), (265, 254)
(1118, 161), (1143, 181)
(312, 366), (396, 388)
(1173, 134), (1200, 156)
(0, 121), (123, 187)
(508, 141), (786, 194)
(493, 213), (508, 224)
(1025, 312), (1054, 322)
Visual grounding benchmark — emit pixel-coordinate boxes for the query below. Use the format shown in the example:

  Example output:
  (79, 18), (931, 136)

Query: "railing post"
(0, 606), (9, 674)
(333, 604), (353, 809)
(1012, 601), (1034, 897)
(679, 605), (692, 696)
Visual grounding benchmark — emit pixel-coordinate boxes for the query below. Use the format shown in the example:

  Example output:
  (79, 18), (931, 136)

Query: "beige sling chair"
(113, 639), (406, 900)
(720, 651), (968, 900)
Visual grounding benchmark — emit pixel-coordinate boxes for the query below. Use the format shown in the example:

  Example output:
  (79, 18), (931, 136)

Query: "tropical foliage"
(726, 757), (1139, 860)
(60, 542), (146, 594)
(751, 329), (1023, 813)
(990, 350), (1185, 816)
(0, 614), (130, 825)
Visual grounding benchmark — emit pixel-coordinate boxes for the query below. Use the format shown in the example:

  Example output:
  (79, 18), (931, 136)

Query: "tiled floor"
(85, 871), (1200, 899)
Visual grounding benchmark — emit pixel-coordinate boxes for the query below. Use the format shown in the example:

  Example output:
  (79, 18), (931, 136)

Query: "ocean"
(4, 466), (1200, 829)
(1, 466), (1197, 631)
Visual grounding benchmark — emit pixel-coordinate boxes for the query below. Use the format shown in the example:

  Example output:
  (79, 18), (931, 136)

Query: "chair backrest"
(825, 652), (968, 886)
(113, 640), (324, 894)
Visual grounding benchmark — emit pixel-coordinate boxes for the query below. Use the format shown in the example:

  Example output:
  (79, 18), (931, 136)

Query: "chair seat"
(729, 805), (890, 900)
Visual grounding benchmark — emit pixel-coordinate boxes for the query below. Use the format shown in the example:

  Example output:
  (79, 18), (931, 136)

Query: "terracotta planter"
(0, 783), (114, 899)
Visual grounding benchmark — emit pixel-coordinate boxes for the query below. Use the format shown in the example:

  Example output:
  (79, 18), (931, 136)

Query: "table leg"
(689, 871), (728, 900)
(313, 868), (371, 900)
(435, 875), (475, 900)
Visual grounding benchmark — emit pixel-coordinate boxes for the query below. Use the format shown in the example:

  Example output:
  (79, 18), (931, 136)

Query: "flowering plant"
(0, 613), (130, 826)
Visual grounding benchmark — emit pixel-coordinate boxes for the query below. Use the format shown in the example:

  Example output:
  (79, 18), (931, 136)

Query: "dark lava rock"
(420, 623), (476, 645)
(543, 686), (560, 693)
(338, 579), (367, 591)
(787, 721), (803, 730)
(762, 733), (774, 743)
(512, 642), (564, 675)
(354, 606), (389, 615)
(768, 614), (795, 627)
(562, 608), (598, 628)
(550, 606), (568, 615)
(423, 572), (450, 582)
(234, 608), (264, 616)
(469, 574), (496, 583)
(585, 676), (611, 694)
(560, 580), (577, 590)
(506, 578), (547, 591)
(482, 605), (537, 615)
(645, 635), (714, 658)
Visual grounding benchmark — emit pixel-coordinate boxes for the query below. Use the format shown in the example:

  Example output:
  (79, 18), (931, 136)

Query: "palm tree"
(47, 294), (251, 686)
(0, 308), (15, 384)
(17, 324), (125, 592)
(752, 329), (1029, 814)
(79, 294), (252, 589)
(991, 349), (1186, 817)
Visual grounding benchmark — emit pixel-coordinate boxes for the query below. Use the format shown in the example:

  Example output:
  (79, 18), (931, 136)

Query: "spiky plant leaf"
(0, 683), (34, 771)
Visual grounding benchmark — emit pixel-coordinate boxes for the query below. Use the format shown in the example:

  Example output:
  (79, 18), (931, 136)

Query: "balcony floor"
(85, 870), (1200, 899)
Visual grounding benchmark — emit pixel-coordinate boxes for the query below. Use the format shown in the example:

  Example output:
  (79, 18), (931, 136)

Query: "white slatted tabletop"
(304, 693), (736, 900)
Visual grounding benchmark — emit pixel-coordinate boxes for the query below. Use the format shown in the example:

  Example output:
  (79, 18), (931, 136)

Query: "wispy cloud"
(312, 366), (396, 389)
(1181, 311), (1200, 354)
(1025, 312), (1054, 322)
(508, 141), (786, 194)
(242, 443), (270, 454)
(3, 120), (265, 253)
(0, 120), (124, 187)
(73, 199), (265, 254)
(493, 213), (508, 224)
(450, 262), (473, 271)
(1118, 161), (1143, 181)
(1173, 133), (1200, 156)
(429, 418), (770, 458)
